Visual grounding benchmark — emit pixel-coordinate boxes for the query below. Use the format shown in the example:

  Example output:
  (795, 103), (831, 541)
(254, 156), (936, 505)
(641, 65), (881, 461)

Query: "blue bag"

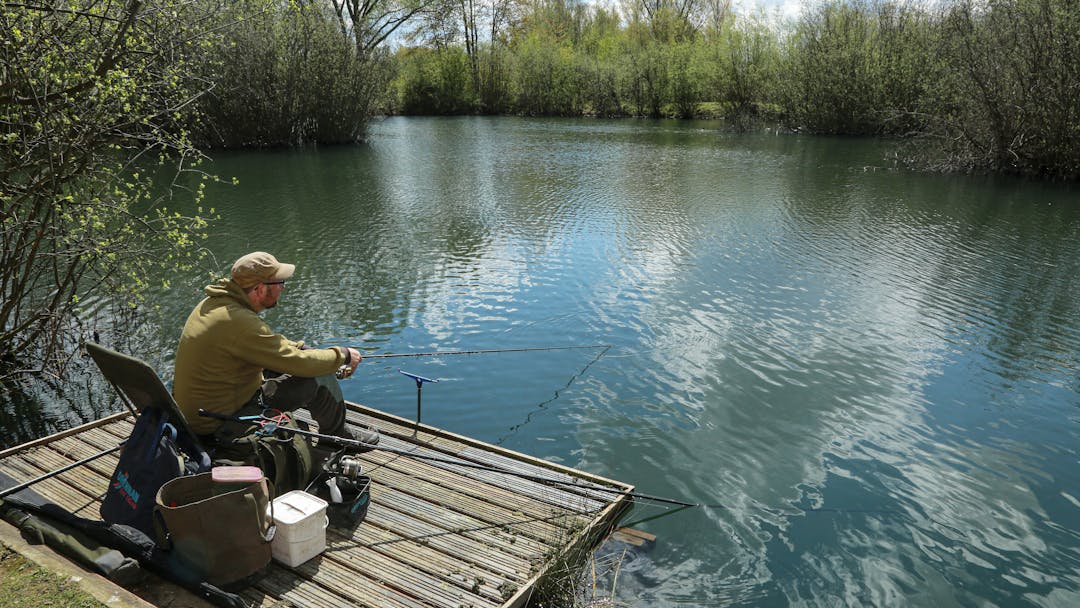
(100, 406), (209, 536)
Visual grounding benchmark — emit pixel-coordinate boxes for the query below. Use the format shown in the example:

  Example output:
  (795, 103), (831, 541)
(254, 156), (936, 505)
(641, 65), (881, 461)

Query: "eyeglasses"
(263, 280), (286, 286)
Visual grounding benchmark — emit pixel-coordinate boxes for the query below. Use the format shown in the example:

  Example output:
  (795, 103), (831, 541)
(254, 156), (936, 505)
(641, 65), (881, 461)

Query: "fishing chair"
(85, 342), (211, 470)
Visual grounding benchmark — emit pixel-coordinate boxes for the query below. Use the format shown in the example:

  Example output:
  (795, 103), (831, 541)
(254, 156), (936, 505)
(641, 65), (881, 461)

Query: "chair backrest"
(85, 342), (202, 447)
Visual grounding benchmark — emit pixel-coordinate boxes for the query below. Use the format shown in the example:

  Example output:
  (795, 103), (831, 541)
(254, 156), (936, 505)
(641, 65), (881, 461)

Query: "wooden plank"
(237, 589), (280, 608)
(47, 436), (122, 479)
(365, 501), (532, 578)
(610, 527), (656, 547)
(311, 408), (623, 510)
(14, 453), (105, 510)
(367, 494), (535, 574)
(356, 451), (589, 542)
(458, 445), (629, 503)
(333, 522), (520, 601)
(358, 462), (556, 535)
(353, 417), (621, 503)
(253, 566), (366, 608)
(321, 538), (501, 608)
(357, 431), (608, 513)
(0, 458), (100, 518)
(370, 483), (549, 560)
(0, 412), (129, 459)
(261, 553), (448, 608)
(16, 445), (111, 500)
(94, 418), (136, 444)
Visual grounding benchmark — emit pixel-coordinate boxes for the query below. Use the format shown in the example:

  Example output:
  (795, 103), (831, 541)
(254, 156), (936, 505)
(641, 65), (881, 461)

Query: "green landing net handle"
(398, 369), (439, 431)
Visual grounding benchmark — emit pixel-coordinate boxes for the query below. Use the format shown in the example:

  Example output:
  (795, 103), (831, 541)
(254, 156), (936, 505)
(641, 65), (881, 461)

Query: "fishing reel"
(340, 455), (362, 480)
(317, 450), (371, 527)
(325, 453), (364, 482)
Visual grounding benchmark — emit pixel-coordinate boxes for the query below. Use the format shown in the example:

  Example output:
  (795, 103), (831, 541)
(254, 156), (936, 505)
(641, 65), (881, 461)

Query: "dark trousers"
(259, 371), (347, 436)
(210, 372), (346, 446)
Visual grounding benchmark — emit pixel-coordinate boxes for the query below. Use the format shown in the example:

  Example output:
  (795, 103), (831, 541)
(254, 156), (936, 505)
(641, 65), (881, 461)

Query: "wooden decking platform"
(0, 402), (634, 608)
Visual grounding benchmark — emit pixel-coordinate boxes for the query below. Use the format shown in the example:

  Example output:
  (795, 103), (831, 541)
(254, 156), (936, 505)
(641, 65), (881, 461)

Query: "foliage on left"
(0, 1), (221, 383)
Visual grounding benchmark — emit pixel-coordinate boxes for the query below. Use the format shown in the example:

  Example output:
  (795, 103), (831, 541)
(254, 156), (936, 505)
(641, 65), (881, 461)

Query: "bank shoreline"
(0, 522), (156, 608)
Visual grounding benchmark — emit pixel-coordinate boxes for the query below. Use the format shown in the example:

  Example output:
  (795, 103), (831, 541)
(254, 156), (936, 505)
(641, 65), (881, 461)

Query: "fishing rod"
(362, 345), (611, 359)
(198, 409), (694, 508)
(0, 442), (125, 500)
(367, 345), (611, 430)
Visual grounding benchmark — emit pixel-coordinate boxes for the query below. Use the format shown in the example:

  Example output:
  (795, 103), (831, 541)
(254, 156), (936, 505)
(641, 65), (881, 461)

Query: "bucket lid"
(212, 465), (263, 484)
(271, 490), (328, 525)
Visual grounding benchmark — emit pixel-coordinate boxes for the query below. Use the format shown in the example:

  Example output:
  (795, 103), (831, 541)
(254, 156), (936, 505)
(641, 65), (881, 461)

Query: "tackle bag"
(212, 412), (316, 494)
(100, 406), (210, 536)
(153, 471), (274, 589)
(314, 473), (371, 529)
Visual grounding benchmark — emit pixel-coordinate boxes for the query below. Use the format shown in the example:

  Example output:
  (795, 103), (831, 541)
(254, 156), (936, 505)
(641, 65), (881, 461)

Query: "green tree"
(513, 30), (581, 115)
(667, 40), (706, 118)
(197, 0), (385, 146)
(780, 0), (885, 134)
(1, 1), (217, 381)
(871, 0), (939, 135)
(635, 0), (702, 41)
(925, 0), (1080, 176)
(721, 13), (781, 122)
(620, 22), (670, 117)
(407, 0), (518, 113)
(394, 45), (476, 113)
(566, 4), (624, 115)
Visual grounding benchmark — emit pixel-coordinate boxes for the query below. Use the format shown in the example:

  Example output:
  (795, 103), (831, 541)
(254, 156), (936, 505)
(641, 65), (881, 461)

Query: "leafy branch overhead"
(0, 1), (219, 379)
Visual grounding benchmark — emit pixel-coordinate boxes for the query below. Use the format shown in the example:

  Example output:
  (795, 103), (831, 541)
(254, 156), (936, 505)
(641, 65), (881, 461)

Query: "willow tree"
(0, 1), (218, 382)
(197, 0), (386, 147)
(780, 0), (887, 134)
(929, 0), (1080, 177)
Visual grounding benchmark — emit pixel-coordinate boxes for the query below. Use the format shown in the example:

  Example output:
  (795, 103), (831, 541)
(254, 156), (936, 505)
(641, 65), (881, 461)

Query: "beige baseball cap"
(231, 252), (295, 289)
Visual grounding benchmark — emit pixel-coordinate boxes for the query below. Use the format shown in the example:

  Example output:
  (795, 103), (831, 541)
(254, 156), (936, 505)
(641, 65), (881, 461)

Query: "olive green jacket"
(173, 279), (344, 434)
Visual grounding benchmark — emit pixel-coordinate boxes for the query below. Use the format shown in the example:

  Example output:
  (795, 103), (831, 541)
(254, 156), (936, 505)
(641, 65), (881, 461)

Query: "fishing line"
(619, 504), (697, 528)
(617, 496), (911, 524)
(496, 344), (612, 446)
(324, 347), (910, 522)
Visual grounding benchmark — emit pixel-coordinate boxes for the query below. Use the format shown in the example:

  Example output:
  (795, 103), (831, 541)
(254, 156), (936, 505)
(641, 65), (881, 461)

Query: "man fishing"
(173, 251), (378, 452)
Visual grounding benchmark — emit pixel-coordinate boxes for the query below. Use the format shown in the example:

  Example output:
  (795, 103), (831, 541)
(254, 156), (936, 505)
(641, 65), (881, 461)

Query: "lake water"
(21, 117), (1080, 606)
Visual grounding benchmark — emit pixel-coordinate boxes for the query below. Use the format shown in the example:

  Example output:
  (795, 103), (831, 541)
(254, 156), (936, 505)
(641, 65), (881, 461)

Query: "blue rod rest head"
(399, 369), (439, 384)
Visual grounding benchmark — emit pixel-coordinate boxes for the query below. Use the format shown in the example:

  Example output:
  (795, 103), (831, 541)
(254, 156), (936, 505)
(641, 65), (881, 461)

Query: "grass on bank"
(0, 544), (108, 608)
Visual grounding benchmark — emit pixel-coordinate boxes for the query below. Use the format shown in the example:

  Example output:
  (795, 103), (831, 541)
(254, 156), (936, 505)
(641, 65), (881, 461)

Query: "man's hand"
(337, 347), (362, 379)
(347, 347), (362, 372)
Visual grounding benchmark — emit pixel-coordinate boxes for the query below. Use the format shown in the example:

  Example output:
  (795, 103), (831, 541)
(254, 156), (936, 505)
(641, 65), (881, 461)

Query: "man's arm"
(231, 315), (343, 377)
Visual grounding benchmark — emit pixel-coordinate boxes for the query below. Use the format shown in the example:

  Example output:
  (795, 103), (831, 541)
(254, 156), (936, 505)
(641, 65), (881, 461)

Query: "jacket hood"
(204, 278), (256, 311)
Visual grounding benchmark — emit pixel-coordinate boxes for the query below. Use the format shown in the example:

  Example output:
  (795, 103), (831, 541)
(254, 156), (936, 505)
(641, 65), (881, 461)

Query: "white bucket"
(268, 490), (329, 567)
